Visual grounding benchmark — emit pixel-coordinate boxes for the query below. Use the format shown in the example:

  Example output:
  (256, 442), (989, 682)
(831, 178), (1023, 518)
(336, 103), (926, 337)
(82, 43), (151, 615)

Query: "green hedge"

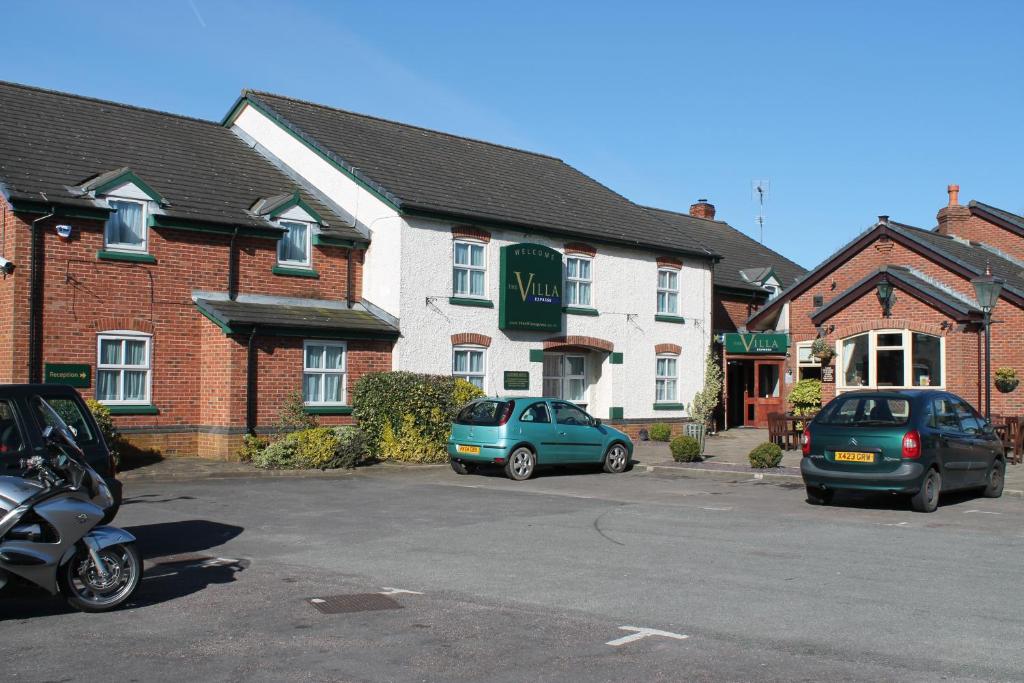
(353, 372), (484, 463)
(648, 423), (672, 442)
(250, 426), (369, 470)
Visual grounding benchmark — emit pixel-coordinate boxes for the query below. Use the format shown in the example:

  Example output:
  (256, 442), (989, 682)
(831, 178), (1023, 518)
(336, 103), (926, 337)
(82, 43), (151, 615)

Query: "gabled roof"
(0, 81), (361, 242)
(968, 200), (1024, 236)
(747, 216), (1024, 328)
(225, 91), (719, 260)
(643, 206), (805, 292)
(810, 265), (981, 325)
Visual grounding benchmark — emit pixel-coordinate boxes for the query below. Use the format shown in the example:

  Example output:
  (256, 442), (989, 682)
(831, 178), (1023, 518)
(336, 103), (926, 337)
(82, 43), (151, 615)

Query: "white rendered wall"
(398, 217), (713, 420)
(230, 104), (403, 318)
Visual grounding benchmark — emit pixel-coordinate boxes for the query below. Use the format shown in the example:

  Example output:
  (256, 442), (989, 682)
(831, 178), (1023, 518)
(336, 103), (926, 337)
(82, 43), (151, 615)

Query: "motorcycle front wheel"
(59, 542), (142, 612)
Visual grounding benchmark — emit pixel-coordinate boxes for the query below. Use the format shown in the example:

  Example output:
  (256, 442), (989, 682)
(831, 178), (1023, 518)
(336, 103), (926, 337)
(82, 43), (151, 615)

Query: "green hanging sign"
(498, 243), (563, 331)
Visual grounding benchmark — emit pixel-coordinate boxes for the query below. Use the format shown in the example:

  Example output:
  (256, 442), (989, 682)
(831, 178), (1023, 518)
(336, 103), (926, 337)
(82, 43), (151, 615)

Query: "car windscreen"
(816, 396), (911, 427)
(455, 400), (510, 426)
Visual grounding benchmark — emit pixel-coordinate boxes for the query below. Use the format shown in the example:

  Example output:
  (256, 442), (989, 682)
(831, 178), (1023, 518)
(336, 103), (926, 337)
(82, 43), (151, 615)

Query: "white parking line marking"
(880, 521), (909, 527)
(606, 626), (689, 647)
(702, 506), (732, 511)
(379, 587), (423, 595)
(310, 598), (326, 604)
(964, 509), (1002, 515)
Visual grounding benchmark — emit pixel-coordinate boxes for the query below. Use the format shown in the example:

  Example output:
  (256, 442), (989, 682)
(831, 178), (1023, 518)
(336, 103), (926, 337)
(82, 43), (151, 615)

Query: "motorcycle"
(0, 397), (142, 612)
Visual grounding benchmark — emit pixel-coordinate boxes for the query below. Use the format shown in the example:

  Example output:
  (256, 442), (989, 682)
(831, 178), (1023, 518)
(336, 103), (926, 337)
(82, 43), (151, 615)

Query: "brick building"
(747, 185), (1024, 418)
(0, 82), (398, 458)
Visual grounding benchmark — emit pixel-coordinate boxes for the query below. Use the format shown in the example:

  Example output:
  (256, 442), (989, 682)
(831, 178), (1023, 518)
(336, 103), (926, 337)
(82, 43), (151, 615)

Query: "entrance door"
(742, 359), (784, 428)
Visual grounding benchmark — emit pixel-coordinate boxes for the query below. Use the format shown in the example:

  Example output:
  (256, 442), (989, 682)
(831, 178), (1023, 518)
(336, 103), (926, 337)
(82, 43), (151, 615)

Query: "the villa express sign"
(723, 332), (790, 355)
(499, 243), (563, 331)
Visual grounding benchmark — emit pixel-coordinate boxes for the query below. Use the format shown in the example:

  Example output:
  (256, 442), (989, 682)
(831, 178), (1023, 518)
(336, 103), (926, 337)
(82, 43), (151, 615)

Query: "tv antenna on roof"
(752, 179), (770, 243)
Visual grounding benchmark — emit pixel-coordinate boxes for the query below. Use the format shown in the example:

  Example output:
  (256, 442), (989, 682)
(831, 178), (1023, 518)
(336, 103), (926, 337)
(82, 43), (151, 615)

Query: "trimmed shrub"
(649, 423), (672, 442)
(353, 372), (485, 463)
(789, 379), (822, 417)
(670, 435), (702, 462)
(252, 433), (300, 469)
(748, 442), (784, 468)
(237, 434), (269, 463)
(331, 426), (370, 469)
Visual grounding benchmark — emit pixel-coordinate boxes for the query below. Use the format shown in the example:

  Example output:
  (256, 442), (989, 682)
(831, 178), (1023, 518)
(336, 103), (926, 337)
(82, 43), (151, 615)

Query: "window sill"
(562, 306), (599, 316)
(104, 404), (160, 415)
(273, 265), (320, 279)
(97, 250), (156, 264)
(653, 403), (685, 411)
(449, 297), (494, 308)
(655, 314), (686, 324)
(304, 405), (353, 415)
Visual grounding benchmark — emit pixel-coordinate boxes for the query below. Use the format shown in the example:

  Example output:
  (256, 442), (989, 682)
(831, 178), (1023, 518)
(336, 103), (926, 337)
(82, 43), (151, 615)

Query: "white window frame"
(796, 341), (821, 380)
(96, 331), (152, 405)
(452, 345), (487, 391)
(277, 219), (314, 269)
(452, 239), (487, 298)
(542, 353), (588, 405)
(565, 255), (594, 308)
(837, 329), (946, 392)
(103, 197), (148, 253)
(655, 354), (679, 403)
(303, 340), (347, 406)
(657, 267), (680, 315)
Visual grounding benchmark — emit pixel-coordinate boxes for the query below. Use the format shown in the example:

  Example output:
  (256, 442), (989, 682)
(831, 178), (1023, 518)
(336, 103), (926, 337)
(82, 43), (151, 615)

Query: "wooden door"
(744, 360), (784, 428)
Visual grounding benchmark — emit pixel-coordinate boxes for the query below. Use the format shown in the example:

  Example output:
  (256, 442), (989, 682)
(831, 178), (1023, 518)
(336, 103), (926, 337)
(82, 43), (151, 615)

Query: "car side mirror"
(594, 418), (602, 427)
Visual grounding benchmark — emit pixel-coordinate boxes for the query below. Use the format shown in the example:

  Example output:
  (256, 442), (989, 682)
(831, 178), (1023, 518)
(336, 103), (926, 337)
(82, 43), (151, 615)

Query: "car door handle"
(558, 431), (567, 436)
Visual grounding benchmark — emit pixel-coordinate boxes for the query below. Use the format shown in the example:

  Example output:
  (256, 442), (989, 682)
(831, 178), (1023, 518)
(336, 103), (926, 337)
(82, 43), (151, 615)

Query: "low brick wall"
(607, 417), (693, 440)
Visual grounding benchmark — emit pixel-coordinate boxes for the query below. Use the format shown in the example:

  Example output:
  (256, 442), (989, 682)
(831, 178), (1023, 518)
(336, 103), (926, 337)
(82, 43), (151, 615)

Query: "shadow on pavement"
(819, 488), (992, 512)
(0, 520), (246, 620)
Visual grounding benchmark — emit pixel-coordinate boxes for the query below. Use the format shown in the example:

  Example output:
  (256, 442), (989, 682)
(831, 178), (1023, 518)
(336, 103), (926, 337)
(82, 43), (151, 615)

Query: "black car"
(801, 389), (1005, 512)
(0, 384), (122, 520)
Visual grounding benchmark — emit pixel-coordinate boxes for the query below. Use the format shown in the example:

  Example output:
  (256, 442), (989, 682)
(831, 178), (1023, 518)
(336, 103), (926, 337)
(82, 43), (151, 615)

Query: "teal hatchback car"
(448, 397), (633, 480)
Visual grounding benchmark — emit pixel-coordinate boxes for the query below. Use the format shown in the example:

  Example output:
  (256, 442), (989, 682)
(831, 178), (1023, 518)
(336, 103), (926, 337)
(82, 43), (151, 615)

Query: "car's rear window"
(455, 400), (511, 426)
(816, 396), (911, 427)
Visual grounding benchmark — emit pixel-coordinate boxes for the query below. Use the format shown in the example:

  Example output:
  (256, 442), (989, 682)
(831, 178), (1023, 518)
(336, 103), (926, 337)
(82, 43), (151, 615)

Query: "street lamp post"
(971, 264), (1004, 419)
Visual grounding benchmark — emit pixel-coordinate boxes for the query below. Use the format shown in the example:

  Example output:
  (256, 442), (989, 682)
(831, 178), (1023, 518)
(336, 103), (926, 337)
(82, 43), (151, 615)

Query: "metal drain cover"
(307, 593), (403, 614)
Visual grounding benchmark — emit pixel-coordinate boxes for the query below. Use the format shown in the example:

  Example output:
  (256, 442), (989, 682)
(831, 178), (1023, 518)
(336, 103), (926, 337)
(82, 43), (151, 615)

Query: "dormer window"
(104, 199), (147, 252)
(278, 220), (312, 268)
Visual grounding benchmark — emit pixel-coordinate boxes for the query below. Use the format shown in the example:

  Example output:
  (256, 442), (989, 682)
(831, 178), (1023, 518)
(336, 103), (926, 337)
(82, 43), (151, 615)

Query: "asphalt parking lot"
(3, 464), (1023, 682)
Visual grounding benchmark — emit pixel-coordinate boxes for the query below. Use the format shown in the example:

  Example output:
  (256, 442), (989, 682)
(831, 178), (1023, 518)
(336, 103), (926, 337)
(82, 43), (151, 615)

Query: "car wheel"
(505, 447), (535, 481)
(911, 468), (941, 512)
(603, 443), (628, 474)
(805, 485), (833, 506)
(983, 459), (1005, 498)
(450, 460), (476, 475)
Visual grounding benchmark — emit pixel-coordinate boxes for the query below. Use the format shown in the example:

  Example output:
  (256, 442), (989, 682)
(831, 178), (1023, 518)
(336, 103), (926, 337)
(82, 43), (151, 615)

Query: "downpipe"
(28, 204), (55, 383)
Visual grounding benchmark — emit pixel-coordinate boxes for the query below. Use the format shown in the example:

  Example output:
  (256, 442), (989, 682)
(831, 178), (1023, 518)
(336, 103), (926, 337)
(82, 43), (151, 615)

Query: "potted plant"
(995, 367), (1019, 393)
(811, 337), (834, 366)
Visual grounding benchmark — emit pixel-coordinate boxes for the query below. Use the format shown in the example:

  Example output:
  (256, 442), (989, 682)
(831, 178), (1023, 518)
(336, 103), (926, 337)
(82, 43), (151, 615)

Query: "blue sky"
(6, 1), (1022, 269)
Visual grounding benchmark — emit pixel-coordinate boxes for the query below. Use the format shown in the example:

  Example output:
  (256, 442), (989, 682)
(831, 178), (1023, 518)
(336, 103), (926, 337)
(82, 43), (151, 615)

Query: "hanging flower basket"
(810, 337), (834, 366)
(815, 350), (835, 366)
(995, 377), (1019, 394)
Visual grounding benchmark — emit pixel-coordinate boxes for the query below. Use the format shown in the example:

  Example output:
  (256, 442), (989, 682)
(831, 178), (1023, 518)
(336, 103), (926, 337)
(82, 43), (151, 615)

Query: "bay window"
(839, 330), (943, 390)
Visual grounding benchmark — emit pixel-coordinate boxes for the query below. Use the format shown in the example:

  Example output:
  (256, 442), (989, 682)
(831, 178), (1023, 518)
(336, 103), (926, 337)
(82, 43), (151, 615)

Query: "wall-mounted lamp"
(876, 278), (896, 317)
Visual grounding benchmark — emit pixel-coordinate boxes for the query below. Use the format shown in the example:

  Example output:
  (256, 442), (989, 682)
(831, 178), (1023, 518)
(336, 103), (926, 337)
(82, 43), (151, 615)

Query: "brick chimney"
(936, 184), (970, 236)
(689, 198), (716, 220)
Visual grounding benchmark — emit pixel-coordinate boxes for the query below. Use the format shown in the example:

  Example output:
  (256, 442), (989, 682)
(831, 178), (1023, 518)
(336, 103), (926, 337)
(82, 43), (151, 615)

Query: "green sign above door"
(498, 243), (563, 331)
(723, 332), (790, 355)
(44, 363), (91, 387)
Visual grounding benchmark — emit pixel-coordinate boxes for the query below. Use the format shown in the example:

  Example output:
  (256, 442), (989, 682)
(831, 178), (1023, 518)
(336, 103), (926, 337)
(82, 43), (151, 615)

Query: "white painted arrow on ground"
(606, 626), (689, 647)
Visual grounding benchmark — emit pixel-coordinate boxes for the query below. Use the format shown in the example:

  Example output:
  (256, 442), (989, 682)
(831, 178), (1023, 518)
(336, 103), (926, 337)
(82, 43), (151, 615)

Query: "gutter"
(246, 327), (258, 434)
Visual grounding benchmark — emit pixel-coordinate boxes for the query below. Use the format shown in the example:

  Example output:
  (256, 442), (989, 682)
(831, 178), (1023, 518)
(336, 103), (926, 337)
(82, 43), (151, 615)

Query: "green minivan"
(801, 389), (1005, 512)
(447, 397), (633, 480)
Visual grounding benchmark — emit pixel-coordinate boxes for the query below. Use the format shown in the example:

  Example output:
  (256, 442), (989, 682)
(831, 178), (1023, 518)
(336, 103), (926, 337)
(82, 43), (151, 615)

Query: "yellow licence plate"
(456, 444), (480, 455)
(834, 451), (875, 463)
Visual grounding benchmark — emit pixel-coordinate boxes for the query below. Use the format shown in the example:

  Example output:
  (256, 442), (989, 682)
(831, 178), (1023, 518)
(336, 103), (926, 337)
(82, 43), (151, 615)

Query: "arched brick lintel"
(656, 256), (683, 269)
(830, 319), (948, 340)
(451, 225), (491, 243)
(564, 242), (597, 257)
(93, 317), (155, 334)
(543, 335), (613, 353)
(451, 333), (492, 347)
(655, 343), (682, 355)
